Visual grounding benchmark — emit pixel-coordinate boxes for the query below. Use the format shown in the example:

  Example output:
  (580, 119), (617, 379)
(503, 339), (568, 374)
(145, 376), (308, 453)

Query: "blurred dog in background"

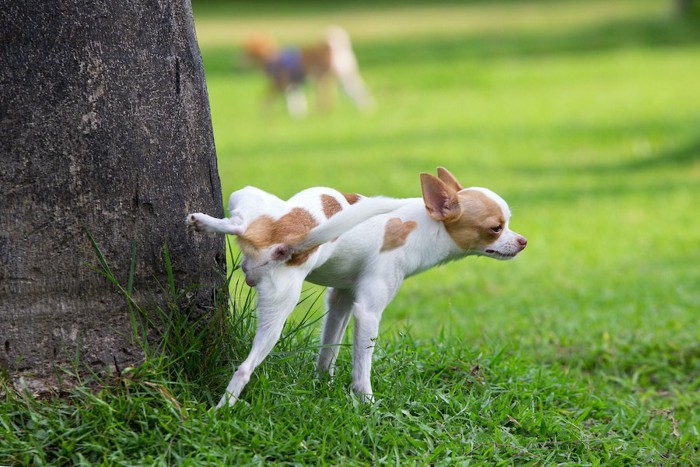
(243, 26), (374, 118)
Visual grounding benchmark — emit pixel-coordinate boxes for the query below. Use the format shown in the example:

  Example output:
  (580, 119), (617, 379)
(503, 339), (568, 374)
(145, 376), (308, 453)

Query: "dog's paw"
(215, 392), (238, 409)
(352, 382), (375, 404)
(187, 213), (207, 232)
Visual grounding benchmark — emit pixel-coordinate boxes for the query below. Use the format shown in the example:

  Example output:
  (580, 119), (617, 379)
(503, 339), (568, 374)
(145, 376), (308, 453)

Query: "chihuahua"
(243, 26), (373, 118)
(188, 168), (527, 408)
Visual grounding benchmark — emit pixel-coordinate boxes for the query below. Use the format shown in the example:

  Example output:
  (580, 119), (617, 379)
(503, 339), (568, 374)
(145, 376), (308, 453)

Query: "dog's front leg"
(351, 280), (402, 402)
(284, 85), (308, 119)
(216, 274), (304, 408)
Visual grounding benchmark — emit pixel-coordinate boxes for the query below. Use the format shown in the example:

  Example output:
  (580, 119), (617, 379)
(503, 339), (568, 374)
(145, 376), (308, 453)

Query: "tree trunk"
(0, 0), (225, 384)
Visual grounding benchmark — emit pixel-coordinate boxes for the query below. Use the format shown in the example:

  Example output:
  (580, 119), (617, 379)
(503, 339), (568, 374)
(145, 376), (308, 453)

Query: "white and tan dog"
(243, 26), (374, 118)
(188, 168), (527, 408)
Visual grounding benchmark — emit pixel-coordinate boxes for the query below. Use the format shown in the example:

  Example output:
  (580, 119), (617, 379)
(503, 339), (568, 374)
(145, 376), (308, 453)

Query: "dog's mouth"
(241, 261), (260, 287)
(484, 249), (518, 259)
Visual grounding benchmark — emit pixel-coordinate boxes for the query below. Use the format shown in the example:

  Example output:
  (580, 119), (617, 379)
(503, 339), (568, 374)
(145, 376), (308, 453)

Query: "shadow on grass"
(202, 14), (700, 76)
(506, 133), (700, 205)
(357, 16), (700, 67)
(195, 0), (572, 18)
(621, 136), (700, 170)
(518, 133), (700, 175)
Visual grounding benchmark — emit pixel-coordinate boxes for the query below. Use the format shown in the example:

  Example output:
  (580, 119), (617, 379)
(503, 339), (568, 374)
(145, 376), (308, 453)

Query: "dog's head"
(239, 243), (291, 287)
(243, 34), (279, 65)
(420, 167), (527, 260)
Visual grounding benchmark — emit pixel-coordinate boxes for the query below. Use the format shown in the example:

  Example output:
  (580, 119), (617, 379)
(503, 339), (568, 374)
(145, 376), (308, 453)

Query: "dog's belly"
(305, 256), (360, 288)
(304, 225), (383, 288)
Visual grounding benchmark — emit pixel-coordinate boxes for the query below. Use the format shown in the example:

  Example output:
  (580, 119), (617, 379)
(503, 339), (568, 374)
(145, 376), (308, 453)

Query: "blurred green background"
(190, 0), (699, 354)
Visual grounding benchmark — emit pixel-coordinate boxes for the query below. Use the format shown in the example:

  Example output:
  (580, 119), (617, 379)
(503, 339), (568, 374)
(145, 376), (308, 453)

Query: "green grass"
(2, 0), (700, 464)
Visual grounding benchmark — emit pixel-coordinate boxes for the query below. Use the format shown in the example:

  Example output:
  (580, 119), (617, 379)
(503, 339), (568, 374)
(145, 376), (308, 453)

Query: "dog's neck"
(385, 200), (472, 279)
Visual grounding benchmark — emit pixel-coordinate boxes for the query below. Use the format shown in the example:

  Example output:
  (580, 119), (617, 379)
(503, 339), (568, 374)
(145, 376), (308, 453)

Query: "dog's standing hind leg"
(316, 288), (354, 377)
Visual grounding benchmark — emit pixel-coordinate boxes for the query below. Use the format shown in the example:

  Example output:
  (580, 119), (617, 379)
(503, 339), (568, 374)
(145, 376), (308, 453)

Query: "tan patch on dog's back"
(343, 193), (360, 205)
(301, 43), (332, 76)
(321, 194), (342, 218)
(444, 190), (505, 250)
(381, 218), (417, 252)
(239, 208), (319, 265)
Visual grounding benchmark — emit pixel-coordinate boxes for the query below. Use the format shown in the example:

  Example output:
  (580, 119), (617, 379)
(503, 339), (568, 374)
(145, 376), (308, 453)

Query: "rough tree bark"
(0, 0), (225, 384)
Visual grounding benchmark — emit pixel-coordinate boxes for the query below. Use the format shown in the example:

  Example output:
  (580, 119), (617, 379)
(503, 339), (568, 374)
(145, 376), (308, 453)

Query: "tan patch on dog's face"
(343, 193), (360, 205)
(321, 194), (343, 218)
(238, 207), (319, 265)
(443, 190), (506, 251)
(381, 218), (418, 252)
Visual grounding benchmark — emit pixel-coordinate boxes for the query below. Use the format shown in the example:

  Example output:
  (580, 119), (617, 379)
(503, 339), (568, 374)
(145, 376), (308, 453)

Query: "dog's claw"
(187, 213), (205, 232)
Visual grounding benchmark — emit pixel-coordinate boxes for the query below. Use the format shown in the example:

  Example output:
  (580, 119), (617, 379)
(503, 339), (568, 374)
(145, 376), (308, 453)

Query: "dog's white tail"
(293, 197), (408, 251)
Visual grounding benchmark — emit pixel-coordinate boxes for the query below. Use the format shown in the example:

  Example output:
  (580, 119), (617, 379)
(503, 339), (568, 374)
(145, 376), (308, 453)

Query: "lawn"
(2, 0), (699, 464)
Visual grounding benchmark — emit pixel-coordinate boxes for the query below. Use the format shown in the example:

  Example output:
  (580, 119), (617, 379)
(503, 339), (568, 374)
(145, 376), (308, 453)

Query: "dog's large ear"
(436, 167), (463, 192)
(420, 173), (461, 221)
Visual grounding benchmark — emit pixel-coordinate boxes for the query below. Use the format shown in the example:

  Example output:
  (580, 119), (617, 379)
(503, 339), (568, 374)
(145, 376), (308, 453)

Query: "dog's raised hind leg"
(187, 212), (244, 235)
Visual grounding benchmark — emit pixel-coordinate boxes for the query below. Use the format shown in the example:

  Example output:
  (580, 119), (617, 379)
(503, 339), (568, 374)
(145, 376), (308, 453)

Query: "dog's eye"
(490, 225), (502, 233)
